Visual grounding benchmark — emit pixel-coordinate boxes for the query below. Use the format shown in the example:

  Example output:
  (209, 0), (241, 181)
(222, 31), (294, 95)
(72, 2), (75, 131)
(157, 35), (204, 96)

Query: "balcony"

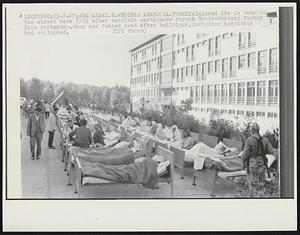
(221, 96), (227, 104)
(269, 64), (278, 73)
(256, 96), (266, 105)
(222, 72), (228, 78)
(258, 66), (266, 74)
(230, 70), (236, 77)
(246, 97), (255, 105)
(239, 42), (246, 49)
(248, 40), (256, 47)
(228, 97), (235, 104)
(268, 96), (278, 105)
(237, 96), (245, 104)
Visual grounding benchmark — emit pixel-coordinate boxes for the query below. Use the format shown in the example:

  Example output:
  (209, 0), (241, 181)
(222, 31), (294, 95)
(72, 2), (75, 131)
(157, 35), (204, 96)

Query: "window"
(207, 85), (213, 103)
(229, 110), (235, 114)
(191, 65), (195, 76)
(257, 81), (266, 105)
(258, 50), (267, 74)
(176, 69), (180, 83)
(215, 60), (221, 73)
(181, 67), (184, 82)
(248, 32), (256, 47)
(208, 61), (214, 74)
(221, 84), (228, 104)
(172, 52), (176, 65)
(246, 111), (255, 117)
(268, 112), (278, 118)
(238, 54), (246, 69)
(222, 58), (228, 78)
(208, 38), (214, 56)
(229, 83), (236, 104)
(256, 111), (265, 117)
(269, 80), (278, 105)
(247, 82), (255, 105)
(230, 56), (237, 77)
(186, 46), (190, 62)
(196, 64), (201, 81)
(190, 86), (195, 100)
(201, 85), (207, 103)
(237, 110), (245, 115)
(195, 86), (200, 103)
(237, 82), (245, 104)
(191, 45), (195, 61)
(215, 36), (221, 55)
(214, 84), (221, 104)
(239, 32), (247, 49)
(223, 33), (229, 39)
(269, 48), (278, 72)
(248, 53), (256, 68)
(201, 63), (207, 80)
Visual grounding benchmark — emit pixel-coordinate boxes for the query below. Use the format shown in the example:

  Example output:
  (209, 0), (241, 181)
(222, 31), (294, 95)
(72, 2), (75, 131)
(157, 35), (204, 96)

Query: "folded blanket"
(80, 157), (159, 189)
(71, 146), (134, 165)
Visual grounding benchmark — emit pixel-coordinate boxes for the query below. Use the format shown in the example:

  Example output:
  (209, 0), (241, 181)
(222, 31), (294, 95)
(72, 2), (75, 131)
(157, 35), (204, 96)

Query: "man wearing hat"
(27, 106), (45, 160)
(241, 122), (274, 198)
(46, 107), (61, 149)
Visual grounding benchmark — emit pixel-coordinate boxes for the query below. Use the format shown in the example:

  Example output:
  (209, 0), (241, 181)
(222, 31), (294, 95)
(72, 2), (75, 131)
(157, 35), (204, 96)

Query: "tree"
(20, 78), (28, 98)
(43, 82), (55, 102)
(178, 98), (193, 113)
(27, 78), (44, 101)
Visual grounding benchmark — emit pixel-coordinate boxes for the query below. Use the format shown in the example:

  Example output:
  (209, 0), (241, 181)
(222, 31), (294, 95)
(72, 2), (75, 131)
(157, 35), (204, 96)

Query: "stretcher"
(73, 146), (175, 198)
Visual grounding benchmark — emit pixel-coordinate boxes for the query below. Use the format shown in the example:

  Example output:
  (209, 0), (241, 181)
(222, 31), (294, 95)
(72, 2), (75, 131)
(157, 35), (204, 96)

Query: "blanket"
(71, 146), (135, 165)
(80, 157), (159, 189)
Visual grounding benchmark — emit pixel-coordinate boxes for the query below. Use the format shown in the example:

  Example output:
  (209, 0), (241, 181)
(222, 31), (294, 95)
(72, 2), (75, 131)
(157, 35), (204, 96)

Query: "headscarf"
(163, 126), (173, 139)
(171, 125), (182, 141)
(156, 123), (167, 139)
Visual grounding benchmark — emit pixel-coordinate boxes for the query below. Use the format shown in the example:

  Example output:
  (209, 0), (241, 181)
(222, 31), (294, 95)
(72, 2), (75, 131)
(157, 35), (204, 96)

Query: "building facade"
(129, 20), (279, 128)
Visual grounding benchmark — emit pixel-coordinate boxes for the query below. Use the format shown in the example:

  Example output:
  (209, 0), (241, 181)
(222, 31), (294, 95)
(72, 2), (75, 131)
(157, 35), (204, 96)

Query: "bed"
(73, 146), (175, 198)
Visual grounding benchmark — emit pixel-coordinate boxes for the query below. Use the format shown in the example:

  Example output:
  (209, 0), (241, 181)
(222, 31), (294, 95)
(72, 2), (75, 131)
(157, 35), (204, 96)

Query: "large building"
(129, 19), (279, 129)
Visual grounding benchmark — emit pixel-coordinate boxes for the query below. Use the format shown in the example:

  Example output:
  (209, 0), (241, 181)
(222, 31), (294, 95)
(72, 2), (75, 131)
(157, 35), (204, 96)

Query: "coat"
(46, 113), (60, 132)
(27, 114), (45, 137)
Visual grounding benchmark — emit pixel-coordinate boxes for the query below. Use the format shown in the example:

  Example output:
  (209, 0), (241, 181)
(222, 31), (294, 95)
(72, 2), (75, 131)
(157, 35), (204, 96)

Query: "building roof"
(129, 34), (166, 53)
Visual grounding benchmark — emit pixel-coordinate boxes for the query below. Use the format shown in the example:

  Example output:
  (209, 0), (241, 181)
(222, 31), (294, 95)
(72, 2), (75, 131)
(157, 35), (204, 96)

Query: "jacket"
(69, 126), (92, 148)
(241, 134), (274, 165)
(27, 114), (45, 136)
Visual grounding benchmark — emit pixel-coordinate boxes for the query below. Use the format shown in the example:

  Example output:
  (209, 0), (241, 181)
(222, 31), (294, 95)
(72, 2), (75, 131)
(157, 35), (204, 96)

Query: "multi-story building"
(129, 19), (279, 128)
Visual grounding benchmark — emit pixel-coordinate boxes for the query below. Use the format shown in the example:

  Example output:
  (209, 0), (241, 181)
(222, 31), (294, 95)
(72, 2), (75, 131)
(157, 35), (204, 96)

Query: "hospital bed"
(72, 146), (175, 198)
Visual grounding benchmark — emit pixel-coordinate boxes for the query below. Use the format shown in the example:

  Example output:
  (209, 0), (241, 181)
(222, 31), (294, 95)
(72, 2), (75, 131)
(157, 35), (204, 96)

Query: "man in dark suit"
(27, 106), (45, 160)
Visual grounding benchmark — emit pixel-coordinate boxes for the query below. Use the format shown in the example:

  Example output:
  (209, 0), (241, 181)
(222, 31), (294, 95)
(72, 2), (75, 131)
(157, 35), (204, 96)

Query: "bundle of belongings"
(104, 131), (121, 147)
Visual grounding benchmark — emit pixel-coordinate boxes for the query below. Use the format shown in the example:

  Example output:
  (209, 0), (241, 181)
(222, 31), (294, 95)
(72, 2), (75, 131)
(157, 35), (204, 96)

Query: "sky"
(18, 34), (154, 88)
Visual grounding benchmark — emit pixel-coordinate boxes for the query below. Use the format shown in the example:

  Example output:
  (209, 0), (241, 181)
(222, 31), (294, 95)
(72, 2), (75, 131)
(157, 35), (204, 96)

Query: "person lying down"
(80, 157), (171, 189)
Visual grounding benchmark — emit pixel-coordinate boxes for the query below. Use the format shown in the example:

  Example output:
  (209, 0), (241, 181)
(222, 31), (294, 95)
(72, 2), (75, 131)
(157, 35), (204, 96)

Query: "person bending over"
(69, 119), (92, 148)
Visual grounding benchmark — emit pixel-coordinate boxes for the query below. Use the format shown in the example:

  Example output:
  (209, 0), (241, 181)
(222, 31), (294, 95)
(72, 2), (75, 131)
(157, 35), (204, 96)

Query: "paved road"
(21, 113), (238, 198)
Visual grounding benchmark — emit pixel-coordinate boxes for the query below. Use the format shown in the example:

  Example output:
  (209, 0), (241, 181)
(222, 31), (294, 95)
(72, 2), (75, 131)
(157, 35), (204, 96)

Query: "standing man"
(241, 123), (274, 198)
(27, 106), (45, 160)
(46, 107), (60, 149)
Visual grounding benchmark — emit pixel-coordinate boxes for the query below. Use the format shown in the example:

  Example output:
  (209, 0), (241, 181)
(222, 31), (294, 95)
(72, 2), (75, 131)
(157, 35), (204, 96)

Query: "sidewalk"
(21, 114), (238, 198)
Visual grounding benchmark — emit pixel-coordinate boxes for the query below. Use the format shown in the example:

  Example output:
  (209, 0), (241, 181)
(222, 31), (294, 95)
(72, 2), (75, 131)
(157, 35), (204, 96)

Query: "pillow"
(152, 154), (166, 163)
(157, 160), (170, 175)
(214, 141), (228, 155)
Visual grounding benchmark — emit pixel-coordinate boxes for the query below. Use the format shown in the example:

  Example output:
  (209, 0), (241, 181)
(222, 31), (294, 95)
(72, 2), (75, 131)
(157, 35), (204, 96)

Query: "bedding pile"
(80, 157), (159, 189)
(71, 146), (135, 165)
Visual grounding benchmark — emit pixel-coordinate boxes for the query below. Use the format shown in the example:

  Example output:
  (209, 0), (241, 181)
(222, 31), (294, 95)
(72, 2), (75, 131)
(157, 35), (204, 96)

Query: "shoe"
(31, 156), (35, 160)
(36, 155), (40, 160)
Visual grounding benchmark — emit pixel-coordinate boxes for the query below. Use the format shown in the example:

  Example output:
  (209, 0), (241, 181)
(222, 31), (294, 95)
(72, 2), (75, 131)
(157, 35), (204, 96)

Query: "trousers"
(48, 131), (55, 147)
(30, 132), (43, 157)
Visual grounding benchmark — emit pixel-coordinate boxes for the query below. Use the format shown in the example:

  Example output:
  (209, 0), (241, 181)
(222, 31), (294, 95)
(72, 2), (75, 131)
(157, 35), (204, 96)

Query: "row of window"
(173, 80), (278, 106)
(133, 32), (256, 65)
(192, 107), (278, 118)
(132, 47), (278, 78)
(131, 88), (160, 98)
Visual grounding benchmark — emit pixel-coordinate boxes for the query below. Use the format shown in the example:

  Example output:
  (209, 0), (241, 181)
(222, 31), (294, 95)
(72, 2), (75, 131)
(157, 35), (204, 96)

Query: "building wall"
(130, 22), (279, 129)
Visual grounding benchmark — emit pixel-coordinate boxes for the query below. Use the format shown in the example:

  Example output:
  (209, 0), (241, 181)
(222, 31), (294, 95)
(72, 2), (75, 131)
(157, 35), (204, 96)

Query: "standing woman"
(46, 107), (60, 149)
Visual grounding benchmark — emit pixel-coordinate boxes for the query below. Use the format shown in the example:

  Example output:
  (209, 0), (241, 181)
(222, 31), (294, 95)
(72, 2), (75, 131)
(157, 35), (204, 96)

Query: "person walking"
(241, 123), (274, 198)
(46, 107), (60, 149)
(26, 106), (45, 160)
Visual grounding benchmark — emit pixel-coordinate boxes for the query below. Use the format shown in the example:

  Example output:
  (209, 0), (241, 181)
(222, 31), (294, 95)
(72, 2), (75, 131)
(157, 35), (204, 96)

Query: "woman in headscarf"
(181, 129), (195, 150)
(170, 125), (183, 142)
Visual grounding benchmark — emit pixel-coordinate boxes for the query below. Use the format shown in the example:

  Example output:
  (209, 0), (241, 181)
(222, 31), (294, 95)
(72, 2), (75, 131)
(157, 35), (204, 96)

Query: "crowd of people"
(22, 99), (275, 198)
